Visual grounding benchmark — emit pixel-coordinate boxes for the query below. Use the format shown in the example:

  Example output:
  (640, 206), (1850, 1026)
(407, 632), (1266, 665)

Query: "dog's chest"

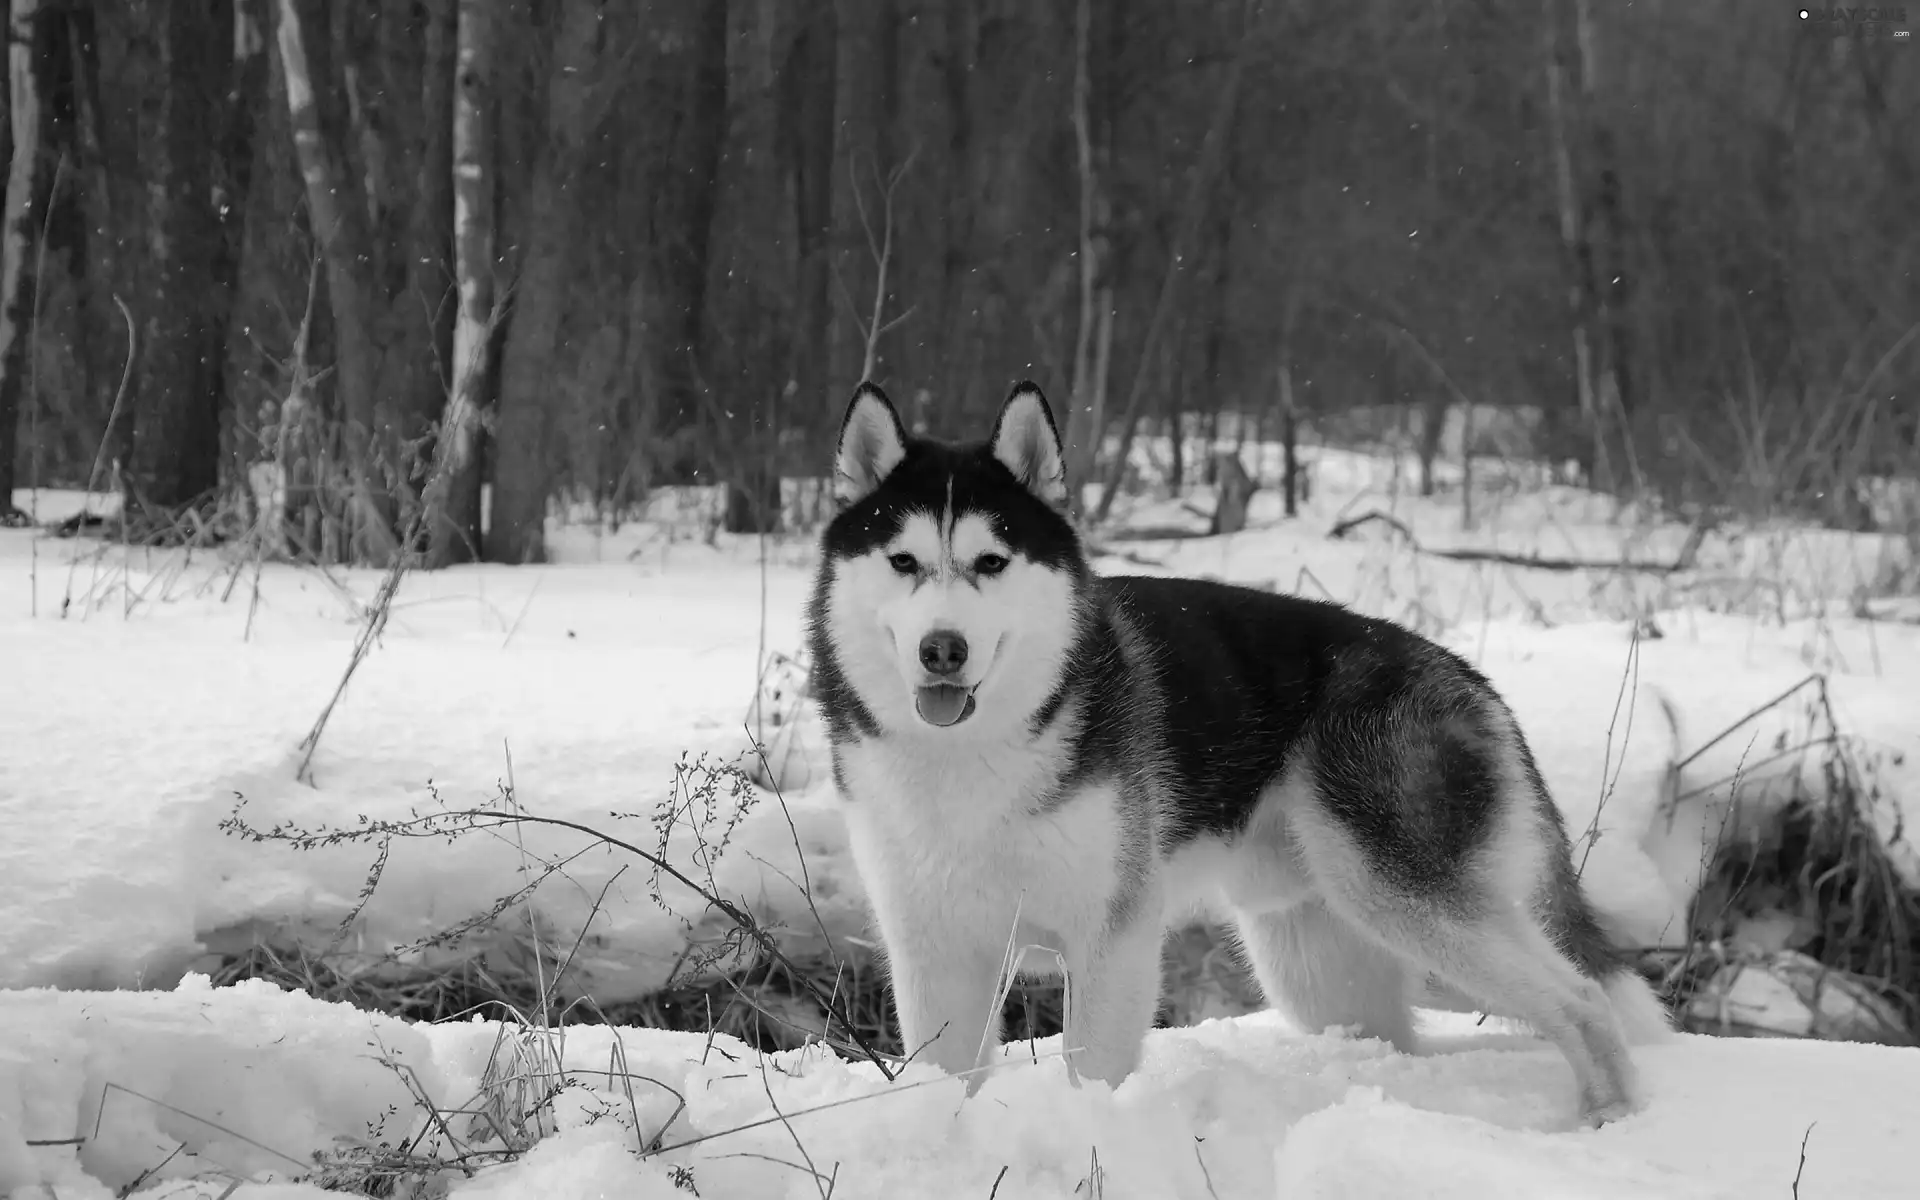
(833, 735), (1124, 936)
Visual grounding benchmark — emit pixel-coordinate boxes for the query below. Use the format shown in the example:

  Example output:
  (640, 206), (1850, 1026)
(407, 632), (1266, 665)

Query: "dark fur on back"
(1073, 575), (1625, 978)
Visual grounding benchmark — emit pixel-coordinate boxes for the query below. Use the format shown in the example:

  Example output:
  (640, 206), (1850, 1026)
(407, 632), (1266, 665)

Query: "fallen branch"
(1327, 510), (1417, 544)
(1327, 507), (1714, 575)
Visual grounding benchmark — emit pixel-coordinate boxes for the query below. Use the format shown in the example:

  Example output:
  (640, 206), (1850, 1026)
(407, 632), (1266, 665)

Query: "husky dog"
(807, 380), (1671, 1126)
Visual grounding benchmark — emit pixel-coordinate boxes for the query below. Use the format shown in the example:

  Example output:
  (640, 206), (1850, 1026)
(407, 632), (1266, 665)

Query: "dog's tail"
(1537, 812), (1677, 1046)
(1600, 968), (1677, 1045)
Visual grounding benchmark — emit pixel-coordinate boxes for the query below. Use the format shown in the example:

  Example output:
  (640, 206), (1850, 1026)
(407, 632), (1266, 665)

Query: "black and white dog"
(807, 381), (1669, 1125)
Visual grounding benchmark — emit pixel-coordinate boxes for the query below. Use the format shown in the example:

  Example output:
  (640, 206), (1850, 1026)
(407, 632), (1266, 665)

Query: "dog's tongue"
(915, 684), (976, 727)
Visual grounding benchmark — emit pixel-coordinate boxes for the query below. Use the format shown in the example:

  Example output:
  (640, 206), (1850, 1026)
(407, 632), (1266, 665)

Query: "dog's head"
(811, 381), (1087, 737)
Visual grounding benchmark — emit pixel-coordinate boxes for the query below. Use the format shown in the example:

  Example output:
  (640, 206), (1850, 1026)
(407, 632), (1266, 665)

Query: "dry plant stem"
(90, 1081), (310, 1173)
(499, 742), (555, 1029)
(1576, 618), (1642, 877)
(60, 295), (135, 620)
(1792, 1121), (1816, 1198)
(225, 799), (897, 1080)
(1666, 668), (1827, 783)
(755, 1048), (839, 1200)
(747, 726), (845, 962)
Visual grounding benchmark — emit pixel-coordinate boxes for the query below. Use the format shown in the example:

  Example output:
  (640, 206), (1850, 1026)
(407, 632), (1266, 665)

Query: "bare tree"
(427, 0), (495, 567)
(273, 0), (397, 563)
(848, 150), (915, 383)
(0, 0), (43, 522)
(1060, 0), (1107, 513)
(488, 0), (612, 563)
(1544, 0), (1614, 492)
(1091, 0), (1257, 525)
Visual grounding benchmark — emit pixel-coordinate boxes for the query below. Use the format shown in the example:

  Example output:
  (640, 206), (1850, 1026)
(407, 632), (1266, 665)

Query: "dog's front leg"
(1062, 911), (1165, 1088)
(884, 929), (1006, 1088)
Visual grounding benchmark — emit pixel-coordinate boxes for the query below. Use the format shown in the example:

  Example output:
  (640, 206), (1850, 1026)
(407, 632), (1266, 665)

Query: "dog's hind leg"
(1296, 811), (1641, 1125)
(1232, 900), (1415, 1051)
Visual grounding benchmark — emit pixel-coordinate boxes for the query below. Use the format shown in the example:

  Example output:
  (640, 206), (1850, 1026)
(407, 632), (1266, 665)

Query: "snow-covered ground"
(7, 975), (1917, 1199)
(4, 440), (1919, 1198)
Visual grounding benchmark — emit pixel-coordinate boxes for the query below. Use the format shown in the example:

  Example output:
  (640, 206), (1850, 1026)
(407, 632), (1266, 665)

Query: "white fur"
(1605, 970), (1678, 1045)
(825, 486), (1168, 1084)
(991, 386), (1068, 507)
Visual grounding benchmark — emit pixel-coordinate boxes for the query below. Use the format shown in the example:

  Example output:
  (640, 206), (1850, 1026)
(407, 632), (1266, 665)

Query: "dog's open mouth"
(914, 683), (978, 727)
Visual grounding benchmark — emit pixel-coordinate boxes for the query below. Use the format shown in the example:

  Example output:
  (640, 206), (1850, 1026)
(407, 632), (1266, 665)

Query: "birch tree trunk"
(0, 0), (43, 519)
(426, 0), (492, 566)
(273, 0), (397, 564)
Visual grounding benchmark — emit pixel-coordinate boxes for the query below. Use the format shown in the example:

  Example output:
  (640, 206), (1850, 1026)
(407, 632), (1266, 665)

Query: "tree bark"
(707, 0), (789, 535)
(426, 0), (491, 566)
(404, 0), (457, 492)
(1091, 0), (1254, 525)
(1572, 0), (1638, 491)
(1544, 0), (1607, 491)
(487, 0), (605, 563)
(273, 0), (396, 562)
(1062, 0), (1106, 514)
(783, 0), (837, 468)
(0, 0), (44, 518)
(631, 0), (726, 481)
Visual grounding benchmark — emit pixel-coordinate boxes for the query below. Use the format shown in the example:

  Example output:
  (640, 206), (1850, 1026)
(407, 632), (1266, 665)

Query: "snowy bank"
(2, 479), (1916, 1010)
(5, 975), (1918, 1199)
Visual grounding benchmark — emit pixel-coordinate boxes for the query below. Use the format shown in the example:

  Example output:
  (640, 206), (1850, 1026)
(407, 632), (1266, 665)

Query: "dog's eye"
(975, 553), (1010, 576)
(887, 552), (919, 575)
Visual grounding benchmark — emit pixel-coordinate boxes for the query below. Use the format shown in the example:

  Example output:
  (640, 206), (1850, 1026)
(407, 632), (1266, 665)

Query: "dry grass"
(1640, 674), (1919, 1043)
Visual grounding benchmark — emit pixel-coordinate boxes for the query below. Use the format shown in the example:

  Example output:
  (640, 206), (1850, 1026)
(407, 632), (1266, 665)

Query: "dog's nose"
(918, 630), (968, 676)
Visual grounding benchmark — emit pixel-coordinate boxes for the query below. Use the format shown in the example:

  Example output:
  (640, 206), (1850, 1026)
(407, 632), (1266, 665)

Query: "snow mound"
(5, 978), (1918, 1198)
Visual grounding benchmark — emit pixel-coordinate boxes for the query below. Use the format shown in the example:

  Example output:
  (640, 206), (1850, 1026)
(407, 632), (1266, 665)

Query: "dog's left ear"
(834, 382), (909, 506)
(990, 382), (1068, 508)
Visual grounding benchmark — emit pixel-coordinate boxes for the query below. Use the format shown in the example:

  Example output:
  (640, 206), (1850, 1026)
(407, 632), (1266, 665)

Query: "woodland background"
(0, 0), (1915, 565)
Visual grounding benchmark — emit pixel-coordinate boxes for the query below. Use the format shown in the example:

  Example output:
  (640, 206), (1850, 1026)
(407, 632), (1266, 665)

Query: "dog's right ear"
(833, 383), (909, 506)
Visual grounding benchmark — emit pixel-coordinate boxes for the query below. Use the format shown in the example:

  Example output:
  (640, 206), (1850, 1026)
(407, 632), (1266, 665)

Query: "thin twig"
(1791, 1121), (1816, 1199)
(222, 800), (898, 1080)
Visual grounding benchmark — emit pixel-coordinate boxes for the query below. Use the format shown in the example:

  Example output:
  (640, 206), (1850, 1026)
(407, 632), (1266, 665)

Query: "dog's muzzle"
(915, 629), (977, 726)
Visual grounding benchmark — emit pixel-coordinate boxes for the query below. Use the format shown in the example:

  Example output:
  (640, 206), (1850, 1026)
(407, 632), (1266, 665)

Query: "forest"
(0, 0), (1913, 564)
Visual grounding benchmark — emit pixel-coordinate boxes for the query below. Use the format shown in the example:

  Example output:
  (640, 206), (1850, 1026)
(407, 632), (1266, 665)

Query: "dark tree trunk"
(635, 0), (727, 482)
(487, 0), (605, 563)
(707, 0), (790, 535)
(370, 0), (456, 518)
(211, 1), (269, 488)
(274, 0), (395, 561)
(782, 0), (837, 468)
(66, 1), (252, 517)
(0, 0), (46, 519)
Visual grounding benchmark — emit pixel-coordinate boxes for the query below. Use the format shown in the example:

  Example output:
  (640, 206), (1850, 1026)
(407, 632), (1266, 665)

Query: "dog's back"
(1102, 574), (1627, 978)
